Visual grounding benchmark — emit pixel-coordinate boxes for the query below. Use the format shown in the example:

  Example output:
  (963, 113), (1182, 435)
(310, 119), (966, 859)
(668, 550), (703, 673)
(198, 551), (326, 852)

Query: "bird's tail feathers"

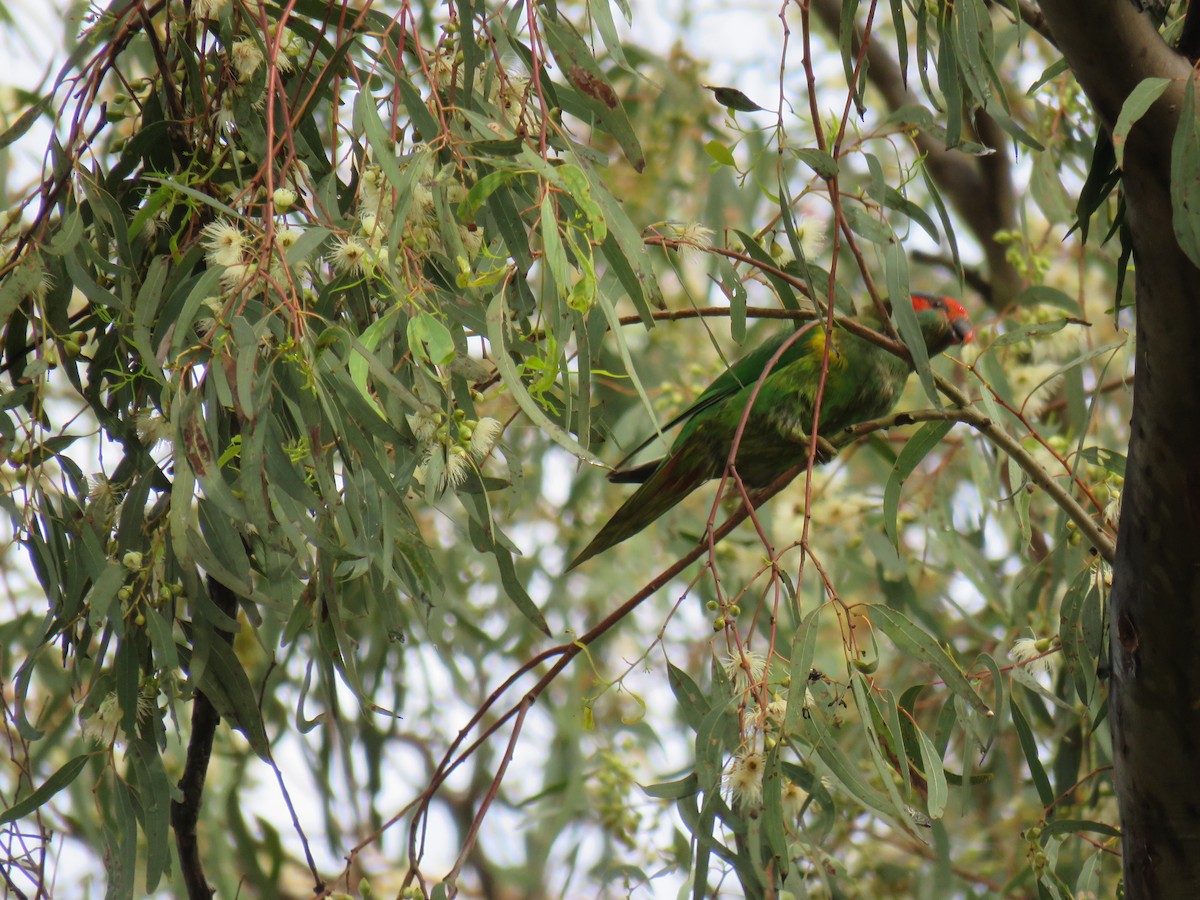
(607, 458), (662, 484)
(567, 454), (705, 569)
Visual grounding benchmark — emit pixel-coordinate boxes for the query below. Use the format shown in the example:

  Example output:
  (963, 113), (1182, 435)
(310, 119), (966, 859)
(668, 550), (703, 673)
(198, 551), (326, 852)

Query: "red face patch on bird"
(911, 293), (975, 344)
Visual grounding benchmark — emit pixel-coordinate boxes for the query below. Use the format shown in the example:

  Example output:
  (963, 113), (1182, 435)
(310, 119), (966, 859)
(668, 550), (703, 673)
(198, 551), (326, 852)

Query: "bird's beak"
(951, 317), (975, 344)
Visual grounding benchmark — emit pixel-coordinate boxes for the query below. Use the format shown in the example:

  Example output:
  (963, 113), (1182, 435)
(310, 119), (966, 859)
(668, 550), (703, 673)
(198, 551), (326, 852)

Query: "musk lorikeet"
(567, 293), (974, 570)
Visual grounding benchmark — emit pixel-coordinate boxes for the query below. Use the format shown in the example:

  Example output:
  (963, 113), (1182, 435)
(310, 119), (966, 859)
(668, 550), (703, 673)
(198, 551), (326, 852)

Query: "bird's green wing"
(611, 326), (817, 471)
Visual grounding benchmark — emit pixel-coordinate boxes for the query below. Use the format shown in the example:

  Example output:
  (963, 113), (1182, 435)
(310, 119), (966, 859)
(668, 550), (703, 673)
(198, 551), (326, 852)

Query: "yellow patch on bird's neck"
(809, 328), (846, 368)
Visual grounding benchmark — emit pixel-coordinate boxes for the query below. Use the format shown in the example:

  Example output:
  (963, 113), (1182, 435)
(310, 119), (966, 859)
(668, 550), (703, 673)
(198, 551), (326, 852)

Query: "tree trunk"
(1038, 1), (1200, 894)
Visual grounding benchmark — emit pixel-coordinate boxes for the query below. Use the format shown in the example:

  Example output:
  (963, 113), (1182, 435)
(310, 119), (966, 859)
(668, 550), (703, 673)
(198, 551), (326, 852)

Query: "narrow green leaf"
(588, 0), (630, 70)
(883, 421), (953, 547)
(851, 676), (912, 826)
(108, 772), (138, 900)
(394, 77), (440, 146)
(733, 229), (798, 310)
(541, 18), (645, 171)
(1058, 568), (1094, 703)
(986, 106), (1045, 152)
(485, 292), (603, 465)
(1170, 77), (1200, 267)
(44, 207), (85, 256)
(808, 711), (895, 815)
(887, 244), (937, 406)
(142, 175), (242, 221)
(1039, 818), (1122, 841)
(459, 168), (521, 219)
(128, 740), (171, 890)
(668, 661), (710, 732)
(0, 754), (90, 825)
(1010, 697), (1055, 806)
(844, 206), (893, 244)
(0, 95), (52, 150)
(407, 311), (456, 365)
(794, 148), (839, 179)
(706, 85), (766, 113)
(760, 748), (791, 865)
(179, 638), (271, 759)
(1113, 76), (1171, 168)
(1079, 446), (1126, 477)
(889, 0), (908, 84)
(493, 541), (549, 635)
(917, 726), (948, 818)
(704, 139), (737, 168)
(868, 604), (992, 720)
(882, 187), (939, 242)
(784, 608), (821, 735)
(921, 166), (960, 273)
(539, 193), (573, 291)
(641, 772), (699, 800)
(937, 11), (963, 146)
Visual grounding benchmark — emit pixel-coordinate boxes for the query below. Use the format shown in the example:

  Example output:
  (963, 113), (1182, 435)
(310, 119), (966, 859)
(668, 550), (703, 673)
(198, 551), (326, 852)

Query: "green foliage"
(0, 0), (1147, 896)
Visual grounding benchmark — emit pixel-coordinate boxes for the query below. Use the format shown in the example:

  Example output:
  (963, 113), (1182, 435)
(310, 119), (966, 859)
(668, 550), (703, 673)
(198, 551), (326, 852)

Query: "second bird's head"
(909, 292), (975, 353)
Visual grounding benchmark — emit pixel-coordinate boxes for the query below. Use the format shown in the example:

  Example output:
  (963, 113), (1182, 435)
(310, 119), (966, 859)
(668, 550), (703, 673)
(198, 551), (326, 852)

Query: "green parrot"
(567, 293), (974, 569)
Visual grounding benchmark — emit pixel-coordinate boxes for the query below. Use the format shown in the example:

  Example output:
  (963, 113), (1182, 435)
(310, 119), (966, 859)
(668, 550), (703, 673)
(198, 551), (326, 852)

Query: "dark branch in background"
(909, 250), (993, 297)
(171, 577), (239, 900)
(810, 0), (1022, 308)
(1179, 0), (1200, 60)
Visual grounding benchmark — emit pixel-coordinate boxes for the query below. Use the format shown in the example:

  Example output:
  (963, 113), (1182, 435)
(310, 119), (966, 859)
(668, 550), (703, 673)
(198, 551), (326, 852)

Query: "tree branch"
(841, 400), (1117, 563)
(171, 577), (240, 900)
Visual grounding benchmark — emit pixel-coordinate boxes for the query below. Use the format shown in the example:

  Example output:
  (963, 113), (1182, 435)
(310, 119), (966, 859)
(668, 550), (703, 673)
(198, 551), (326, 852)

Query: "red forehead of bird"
(911, 293), (969, 321)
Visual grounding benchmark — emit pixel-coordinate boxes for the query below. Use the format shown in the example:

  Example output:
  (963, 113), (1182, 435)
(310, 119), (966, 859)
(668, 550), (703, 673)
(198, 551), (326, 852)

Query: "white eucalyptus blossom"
(87, 474), (115, 502)
(81, 693), (122, 746)
(275, 226), (303, 255)
(81, 690), (155, 747)
(27, 265), (53, 303)
(407, 409), (441, 443)
(327, 235), (369, 276)
(281, 28), (305, 56)
(220, 262), (254, 290)
(468, 416), (503, 460)
(722, 650), (767, 694)
(782, 780), (810, 819)
(231, 40), (264, 82)
(1104, 490), (1122, 530)
(1010, 635), (1055, 678)
(443, 445), (471, 489)
(216, 92), (236, 131)
(359, 166), (386, 212)
(765, 691), (789, 725)
(202, 219), (245, 268)
(794, 219), (826, 259)
(1008, 363), (1061, 417)
(725, 752), (764, 807)
(193, 0), (229, 20)
(135, 411), (172, 448)
(665, 222), (714, 251)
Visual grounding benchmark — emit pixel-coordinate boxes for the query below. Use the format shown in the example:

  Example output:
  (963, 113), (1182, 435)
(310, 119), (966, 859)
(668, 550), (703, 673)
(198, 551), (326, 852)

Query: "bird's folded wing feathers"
(609, 326), (819, 473)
